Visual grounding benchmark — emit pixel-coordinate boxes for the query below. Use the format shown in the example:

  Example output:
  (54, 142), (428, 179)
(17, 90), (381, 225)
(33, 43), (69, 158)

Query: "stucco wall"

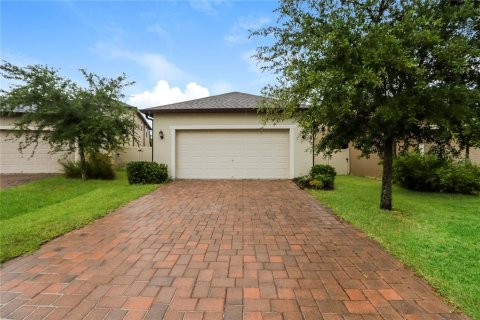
(1, 116), (73, 173)
(348, 147), (383, 178)
(115, 146), (152, 167)
(153, 112), (349, 178)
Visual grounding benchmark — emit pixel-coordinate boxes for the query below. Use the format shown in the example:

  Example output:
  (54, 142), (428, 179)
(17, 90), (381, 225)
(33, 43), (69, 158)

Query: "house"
(143, 92), (480, 179)
(142, 92), (349, 179)
(113, 108), (153, 166)
(0, 107), (152, 174)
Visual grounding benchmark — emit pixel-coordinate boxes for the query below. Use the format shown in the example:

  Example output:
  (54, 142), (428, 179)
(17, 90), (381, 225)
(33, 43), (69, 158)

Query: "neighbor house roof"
(2, 104), (152, 130)
(142, 92), (266, 114)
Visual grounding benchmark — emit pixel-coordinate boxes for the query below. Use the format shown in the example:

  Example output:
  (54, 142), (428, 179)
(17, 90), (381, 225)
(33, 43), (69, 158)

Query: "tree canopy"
(0, 62), (138, 180)
(252, 0), (480, 210)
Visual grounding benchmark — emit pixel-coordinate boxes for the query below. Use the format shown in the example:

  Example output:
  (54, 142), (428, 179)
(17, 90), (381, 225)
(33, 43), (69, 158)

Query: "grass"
(0, 170), (158, 263)
(311, 175), (480, 319)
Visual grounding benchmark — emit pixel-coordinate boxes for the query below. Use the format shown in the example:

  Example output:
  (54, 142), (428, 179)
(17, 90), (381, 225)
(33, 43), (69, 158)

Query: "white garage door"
(176, 129), (289, 179)
(0, 131), (67, 173)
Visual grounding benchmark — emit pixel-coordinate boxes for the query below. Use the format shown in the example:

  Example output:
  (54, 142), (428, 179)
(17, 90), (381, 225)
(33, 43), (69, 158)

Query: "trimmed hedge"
(295, 164), (337, 190)
(126, 161), (169, 184)
(393, 153), (480, 194)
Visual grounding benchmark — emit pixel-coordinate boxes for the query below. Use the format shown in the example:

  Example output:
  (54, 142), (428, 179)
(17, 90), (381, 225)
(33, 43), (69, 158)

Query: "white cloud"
(93, 42), (186, 81)
(225, 16), (270, 45)
(128, 80), (210, 108)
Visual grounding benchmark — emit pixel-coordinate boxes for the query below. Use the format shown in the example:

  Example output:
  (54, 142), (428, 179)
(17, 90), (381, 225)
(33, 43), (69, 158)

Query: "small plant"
(294, 164), (336, 190)
(126, 161), (169, 184)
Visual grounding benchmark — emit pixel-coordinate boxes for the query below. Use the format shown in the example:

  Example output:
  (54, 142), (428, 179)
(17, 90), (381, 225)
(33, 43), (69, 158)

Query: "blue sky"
(1, 0), (278, 108)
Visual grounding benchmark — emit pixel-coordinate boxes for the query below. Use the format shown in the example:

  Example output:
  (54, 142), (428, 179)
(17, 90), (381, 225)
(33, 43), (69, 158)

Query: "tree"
(0, 61), (139, 180)
(252, 0), (480, 210)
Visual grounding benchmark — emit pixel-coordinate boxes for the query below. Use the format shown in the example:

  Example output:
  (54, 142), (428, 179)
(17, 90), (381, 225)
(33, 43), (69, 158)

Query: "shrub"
(394, 153), (480, 194)
(438, 162), (480, 194)
(393, 153), (445, 191)
(310, 164), (337, 178)
(60, 152), (115, 180)
(87, 152), (115, 180)
(61, 159), (82, 178)
(294, 175), (310, 189)
(126, 161), (169, 184)
(294, 164), (336, 190)
(311, 173), (335, 190)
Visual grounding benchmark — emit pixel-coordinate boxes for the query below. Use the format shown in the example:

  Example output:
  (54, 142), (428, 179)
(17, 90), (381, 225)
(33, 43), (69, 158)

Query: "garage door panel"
(176, 129), (289, 179)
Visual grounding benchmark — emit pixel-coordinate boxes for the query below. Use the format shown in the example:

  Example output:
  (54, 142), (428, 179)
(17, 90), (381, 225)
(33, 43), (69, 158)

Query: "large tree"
(252, 0), (480, 210)
(0, 62), (138, 180)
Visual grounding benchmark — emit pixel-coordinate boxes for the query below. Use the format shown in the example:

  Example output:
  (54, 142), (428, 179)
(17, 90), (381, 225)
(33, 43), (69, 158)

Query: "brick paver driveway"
(1, 180), (465, 319)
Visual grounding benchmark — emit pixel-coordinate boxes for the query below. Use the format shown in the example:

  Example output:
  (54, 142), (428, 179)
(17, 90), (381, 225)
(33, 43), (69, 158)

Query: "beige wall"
(349, 147), (383, 178)
(470, 148), (480, 164)
(1, 130), (73, 174)
(153, 112), (349, 178)
(114, 146), (152, 167)
(131, 112), (151, 147)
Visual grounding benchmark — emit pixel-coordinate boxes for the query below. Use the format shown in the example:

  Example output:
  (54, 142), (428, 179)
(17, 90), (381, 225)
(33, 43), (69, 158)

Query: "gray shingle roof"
(142, 92), (266, 114)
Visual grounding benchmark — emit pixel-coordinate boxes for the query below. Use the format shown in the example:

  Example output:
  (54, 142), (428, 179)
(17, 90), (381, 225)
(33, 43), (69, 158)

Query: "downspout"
(146, 113), (154, 162)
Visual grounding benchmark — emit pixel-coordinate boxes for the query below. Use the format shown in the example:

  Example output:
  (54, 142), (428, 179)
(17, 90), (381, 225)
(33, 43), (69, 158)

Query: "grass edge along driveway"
(311, 175), (480, 320)
(0, 170), (158, 263)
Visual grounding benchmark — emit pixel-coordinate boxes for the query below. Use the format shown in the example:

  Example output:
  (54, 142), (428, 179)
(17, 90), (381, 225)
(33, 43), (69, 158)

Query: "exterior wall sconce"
(159, 130), (164, 140)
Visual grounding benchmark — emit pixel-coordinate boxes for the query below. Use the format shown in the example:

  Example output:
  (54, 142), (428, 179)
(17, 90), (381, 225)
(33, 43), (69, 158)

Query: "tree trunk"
(79, 144), (87, 181)
(380, 138), (394, 210)
(466, 144), (470, 160)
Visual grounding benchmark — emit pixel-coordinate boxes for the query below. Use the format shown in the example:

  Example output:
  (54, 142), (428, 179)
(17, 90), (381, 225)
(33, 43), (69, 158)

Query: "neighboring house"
(142, 92), (350, 179)
(349, 143), (480, 178)
(0, 107), (152, 174)
(113, 108), (152, 166)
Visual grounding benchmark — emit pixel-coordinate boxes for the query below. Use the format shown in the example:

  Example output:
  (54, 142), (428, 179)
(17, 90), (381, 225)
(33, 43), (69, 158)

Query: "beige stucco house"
(0, 108), (152, 174)
(143, 92), (350, 179)
(143, 92), (480, 180)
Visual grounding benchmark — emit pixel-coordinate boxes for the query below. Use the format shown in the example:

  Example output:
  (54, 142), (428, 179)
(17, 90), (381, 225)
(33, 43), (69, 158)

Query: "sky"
(1, 0), (278, 109)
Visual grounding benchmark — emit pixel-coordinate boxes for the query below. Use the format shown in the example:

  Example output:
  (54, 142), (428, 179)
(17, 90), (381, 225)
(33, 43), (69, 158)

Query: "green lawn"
(0, 170), (158, 263)
(311, 176), (480, 319)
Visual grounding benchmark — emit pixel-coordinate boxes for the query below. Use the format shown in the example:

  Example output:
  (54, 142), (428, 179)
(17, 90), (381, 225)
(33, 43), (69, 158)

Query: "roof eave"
(141, 108), (260, 115)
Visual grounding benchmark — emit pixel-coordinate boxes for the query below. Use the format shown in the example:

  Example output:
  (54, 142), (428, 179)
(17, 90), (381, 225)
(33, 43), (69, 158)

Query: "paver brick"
(0, 180), (465, 319)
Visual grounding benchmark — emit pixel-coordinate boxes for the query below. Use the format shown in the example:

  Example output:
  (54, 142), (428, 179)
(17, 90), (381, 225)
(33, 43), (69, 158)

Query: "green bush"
(438, 162), (480, 194)
(87, 152), (115, 180)
(61, 159), (82, 178)
(394, 153), (480, 194)
(60, 152), (115, 180)
(393, 153), (445, 191)
(310, 164), (337, 178)
(126, 161), (169, 184)
(294, 164), (336, 190)
(294, 175), (311, 189)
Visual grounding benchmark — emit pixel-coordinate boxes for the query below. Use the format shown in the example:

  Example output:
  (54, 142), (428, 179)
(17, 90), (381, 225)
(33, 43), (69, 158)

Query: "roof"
(2, 104), (152, 130)
(142, 92), (266, 114)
